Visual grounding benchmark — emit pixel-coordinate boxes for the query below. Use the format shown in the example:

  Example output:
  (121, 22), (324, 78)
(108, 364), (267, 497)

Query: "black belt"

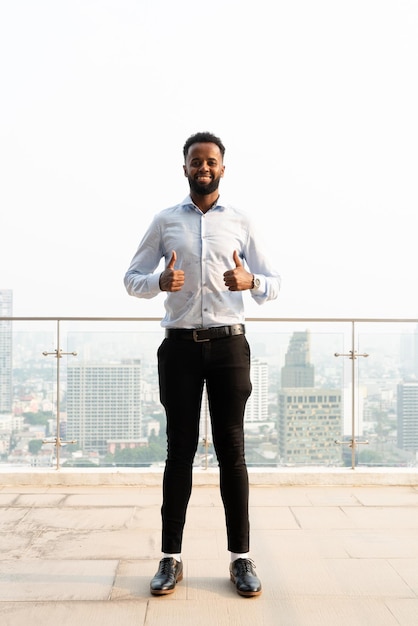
(165, 324), (245, 342)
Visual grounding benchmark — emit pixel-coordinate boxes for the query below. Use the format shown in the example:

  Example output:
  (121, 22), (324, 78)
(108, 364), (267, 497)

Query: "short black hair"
(183, 132), (225, 160)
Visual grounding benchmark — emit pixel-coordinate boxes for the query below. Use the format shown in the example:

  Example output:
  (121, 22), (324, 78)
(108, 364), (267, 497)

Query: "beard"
(188, 175), (221, 196)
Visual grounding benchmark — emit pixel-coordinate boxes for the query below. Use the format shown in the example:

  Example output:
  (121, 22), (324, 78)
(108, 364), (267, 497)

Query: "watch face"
(254, 278), (260, 289)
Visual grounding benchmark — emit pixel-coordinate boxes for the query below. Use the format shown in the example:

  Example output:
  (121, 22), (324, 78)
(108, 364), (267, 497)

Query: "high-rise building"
(278, 388), (342, 464)
(280, 330), (315, 388)
(246, 358), (269, 422)
(66, 359), (142, 455)
(278, 330), (342, 465)
(399, 326), (418, 379)
(0, 290), (13, 414)
(397, 381), (418, 451)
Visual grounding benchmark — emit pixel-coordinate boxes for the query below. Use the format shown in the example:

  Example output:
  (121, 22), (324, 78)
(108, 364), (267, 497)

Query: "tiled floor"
(1, 478), (418, 625)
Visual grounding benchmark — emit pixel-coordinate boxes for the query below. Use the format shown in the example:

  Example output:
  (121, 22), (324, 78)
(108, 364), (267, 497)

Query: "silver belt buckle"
(193, 329), (210, 342)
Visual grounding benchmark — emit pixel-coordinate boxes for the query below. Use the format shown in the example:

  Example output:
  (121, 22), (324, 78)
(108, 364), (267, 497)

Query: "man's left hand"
(223, 250), (253, 291)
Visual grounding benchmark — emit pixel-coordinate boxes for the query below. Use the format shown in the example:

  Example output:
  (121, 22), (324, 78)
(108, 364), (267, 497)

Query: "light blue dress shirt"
(124, 196), (280, 328)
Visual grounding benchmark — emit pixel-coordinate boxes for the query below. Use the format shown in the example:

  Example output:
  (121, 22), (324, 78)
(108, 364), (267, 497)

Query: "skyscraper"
(246, 358), (269, 422)
(399, 325), (418, 379)
(397, 381), (418, 451)
(278, 330), (342, 465)
(66, 359), (143, 455)
(0, 290), (13, 414)
(280, 331), (315, 387)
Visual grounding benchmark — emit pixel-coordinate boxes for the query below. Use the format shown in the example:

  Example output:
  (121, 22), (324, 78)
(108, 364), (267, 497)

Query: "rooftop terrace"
(1, 316), (418, 623)
(1, 469), (418, 626)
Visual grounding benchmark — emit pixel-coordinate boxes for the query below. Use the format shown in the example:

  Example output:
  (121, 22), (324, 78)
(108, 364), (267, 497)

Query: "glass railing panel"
(61, 320), (164, 468)
(243, 322), (348, 467)
(357, 322), (418, 468)
(2, 321), (56, 467)
(2, 317), (418, 470)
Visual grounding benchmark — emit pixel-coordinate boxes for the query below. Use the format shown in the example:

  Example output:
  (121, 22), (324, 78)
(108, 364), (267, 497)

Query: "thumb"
(167, 250), (177, 270)
(233, 250), (242, 268)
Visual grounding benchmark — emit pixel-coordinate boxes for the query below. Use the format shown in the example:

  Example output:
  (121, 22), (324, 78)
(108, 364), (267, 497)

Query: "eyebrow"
(190, 156), (219, 163)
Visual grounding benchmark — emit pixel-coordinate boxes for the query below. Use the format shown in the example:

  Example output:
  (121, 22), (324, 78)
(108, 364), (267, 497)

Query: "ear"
(183, 164), (188, 177)
(221, 165), (225, 178)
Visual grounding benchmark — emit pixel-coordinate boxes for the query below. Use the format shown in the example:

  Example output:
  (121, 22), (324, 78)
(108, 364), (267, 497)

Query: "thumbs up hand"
(223, 250), (254, 291)
(159, 250), (185, 292)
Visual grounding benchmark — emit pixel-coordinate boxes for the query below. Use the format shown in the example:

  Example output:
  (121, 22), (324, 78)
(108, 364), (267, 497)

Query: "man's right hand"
(159, 250), (185, 292)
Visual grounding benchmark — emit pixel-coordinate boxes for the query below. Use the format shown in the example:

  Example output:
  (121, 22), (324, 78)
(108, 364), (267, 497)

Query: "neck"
(190, 191), (219, 214)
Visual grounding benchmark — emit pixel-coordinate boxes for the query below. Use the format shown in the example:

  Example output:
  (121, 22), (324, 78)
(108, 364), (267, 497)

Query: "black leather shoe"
(230, 558), (262, 597)
(150, 557), (183, 596)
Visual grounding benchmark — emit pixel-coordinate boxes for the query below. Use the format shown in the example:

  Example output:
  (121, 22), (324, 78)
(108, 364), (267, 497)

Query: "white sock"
(230, 552), (249, 562)
(163, 553), (181, 562)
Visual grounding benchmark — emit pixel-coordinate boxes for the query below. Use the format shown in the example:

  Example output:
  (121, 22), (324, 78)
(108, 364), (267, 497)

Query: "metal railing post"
(335, 321), (369, 469)
(42, 320), (77, 469)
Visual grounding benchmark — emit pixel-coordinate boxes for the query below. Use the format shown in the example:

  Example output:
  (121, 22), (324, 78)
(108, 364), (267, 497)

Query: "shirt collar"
(180, 194), (227, 212)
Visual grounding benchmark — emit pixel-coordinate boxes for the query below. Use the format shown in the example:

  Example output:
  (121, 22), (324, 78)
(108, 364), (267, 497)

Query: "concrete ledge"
(0, 466), (417, 487)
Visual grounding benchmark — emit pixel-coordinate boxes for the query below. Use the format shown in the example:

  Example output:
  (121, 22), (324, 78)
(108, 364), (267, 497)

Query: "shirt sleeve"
(124, 217), (164, 299)
(244, 221), (281, 305)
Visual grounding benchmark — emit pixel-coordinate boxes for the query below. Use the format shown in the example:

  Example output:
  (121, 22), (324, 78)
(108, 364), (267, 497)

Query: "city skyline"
(1, 312), (417, 467)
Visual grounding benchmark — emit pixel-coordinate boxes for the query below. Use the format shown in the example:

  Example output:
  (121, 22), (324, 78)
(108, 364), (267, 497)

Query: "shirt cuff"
(149, 272), (163, 294)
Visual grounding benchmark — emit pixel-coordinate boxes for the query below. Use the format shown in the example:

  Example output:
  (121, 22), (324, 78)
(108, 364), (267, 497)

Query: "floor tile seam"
(247, 555), (418, 561)
(315, 555), (418, 561)
(13, 508), (34, 530)
(0, 598), (150, 606)
(331, 525), (418, 531)
(342, 503), (418, 508)
(4, 499), (418, 508)
(294, 503), (418, 509)
(108, 559), (123, 601)
(0, 505), (148, 509)
(227, 591), (418, 600)
(0, 557), (122, 563)
(0, 496), (21, 506)
(0, 485), (387, 492)
(0, 595), (409, 605)
(147, 591), (418, 603)
(386, 559), (418, 599)
(5, 504), (418, 509)
(50, 504), (154, 508)
(15, 555), (417, 566)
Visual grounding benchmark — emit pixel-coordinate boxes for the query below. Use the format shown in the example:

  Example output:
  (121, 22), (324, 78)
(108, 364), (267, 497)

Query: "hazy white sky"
(1, 0), (417, 320)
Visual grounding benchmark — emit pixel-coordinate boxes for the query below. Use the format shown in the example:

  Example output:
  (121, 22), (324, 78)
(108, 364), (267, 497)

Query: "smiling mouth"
(196, 175), (212, 183)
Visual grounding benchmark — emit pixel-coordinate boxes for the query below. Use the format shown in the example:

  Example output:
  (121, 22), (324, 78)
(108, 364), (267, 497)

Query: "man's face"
(183, 142), (225, 196)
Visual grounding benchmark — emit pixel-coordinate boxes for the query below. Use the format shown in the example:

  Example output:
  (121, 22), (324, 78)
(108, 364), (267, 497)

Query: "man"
(124, 131), (280, 597)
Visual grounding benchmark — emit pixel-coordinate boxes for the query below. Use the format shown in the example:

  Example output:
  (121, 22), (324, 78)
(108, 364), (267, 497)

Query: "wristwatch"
(251, 275), (261, 290)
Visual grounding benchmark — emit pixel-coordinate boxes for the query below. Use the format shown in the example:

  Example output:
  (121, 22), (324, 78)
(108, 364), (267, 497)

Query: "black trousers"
(157, 334), (252, 554)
